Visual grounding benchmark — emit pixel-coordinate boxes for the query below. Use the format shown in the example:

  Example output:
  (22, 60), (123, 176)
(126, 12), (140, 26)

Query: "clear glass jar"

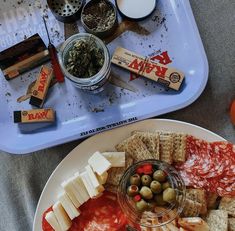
(117, 160), (186, 230)
(59, 33), (111, 93)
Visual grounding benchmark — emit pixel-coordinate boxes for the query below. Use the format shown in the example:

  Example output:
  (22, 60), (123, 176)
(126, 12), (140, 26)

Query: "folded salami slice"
(174, 136), (235, 197)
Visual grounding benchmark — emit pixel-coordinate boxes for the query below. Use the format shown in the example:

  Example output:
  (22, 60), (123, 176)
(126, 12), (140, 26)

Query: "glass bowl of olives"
(117, 160), (186, 229)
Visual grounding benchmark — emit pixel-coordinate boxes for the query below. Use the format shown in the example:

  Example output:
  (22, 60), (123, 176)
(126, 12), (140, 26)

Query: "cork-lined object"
(0, 34), (50, 80)
(111, 47), (185, 91)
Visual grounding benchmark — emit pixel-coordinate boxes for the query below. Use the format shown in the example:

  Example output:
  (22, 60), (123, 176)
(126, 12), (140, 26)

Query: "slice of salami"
(217, 182), (235, 197)
(70, 191), (127, 231)
(42, 192), (127, 231)
(175, 136), (235, 197)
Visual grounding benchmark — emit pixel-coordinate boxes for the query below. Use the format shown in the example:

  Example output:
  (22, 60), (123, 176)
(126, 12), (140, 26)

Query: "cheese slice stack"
(45, 150), (124, 231)
(72, 173), (90, 203)
(61, 180), (81, 208)
(58, 192), (80, 220)
(45, 211), (62, 231)
(53, 202), (72, 231)
(88, 151), (112, 175)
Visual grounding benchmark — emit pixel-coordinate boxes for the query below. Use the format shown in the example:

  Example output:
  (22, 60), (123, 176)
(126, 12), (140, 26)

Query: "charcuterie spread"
(41, 130), (235, 231)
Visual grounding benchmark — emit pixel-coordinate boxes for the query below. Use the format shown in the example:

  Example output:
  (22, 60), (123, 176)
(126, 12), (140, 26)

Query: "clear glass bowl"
(117, 160), (186, 229)
(59, 33), (111, 93)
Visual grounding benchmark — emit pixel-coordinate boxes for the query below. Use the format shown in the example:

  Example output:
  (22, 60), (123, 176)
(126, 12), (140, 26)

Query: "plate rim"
(33, 118), (225, 230)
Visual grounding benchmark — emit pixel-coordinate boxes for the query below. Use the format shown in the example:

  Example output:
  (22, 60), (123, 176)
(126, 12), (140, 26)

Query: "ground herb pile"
(82, 0), (115, 32)
(66, 38), (104, 78)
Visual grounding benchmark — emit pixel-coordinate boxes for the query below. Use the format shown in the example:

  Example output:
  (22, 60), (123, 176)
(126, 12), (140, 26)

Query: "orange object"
(230, 100), (235, 125)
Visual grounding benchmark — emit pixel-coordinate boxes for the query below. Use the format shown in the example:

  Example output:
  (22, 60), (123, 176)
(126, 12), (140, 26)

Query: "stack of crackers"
(104, 130), (235, 231)
(105, 130), (186, 189)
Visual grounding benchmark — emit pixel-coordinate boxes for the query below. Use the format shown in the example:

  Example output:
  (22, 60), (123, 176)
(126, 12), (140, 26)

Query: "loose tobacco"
(82, 0), (116, 32)
(66, 38), (104, 78)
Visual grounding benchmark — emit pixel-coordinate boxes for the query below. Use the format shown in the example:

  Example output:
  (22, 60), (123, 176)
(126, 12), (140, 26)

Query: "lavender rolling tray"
(0, 0), (208, 154)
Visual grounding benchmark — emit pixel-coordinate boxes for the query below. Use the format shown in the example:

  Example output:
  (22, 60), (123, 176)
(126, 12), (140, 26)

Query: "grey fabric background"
(0, 1), (234, 230)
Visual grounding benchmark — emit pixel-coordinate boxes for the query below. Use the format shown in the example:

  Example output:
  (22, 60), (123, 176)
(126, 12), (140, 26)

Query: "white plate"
(33, 119), (225, 230)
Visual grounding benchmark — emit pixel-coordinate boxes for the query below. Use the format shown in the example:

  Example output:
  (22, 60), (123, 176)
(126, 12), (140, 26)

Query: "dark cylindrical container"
(81, 0), (118, 39)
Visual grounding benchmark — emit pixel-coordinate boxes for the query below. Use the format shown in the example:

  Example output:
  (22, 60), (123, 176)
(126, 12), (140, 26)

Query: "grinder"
(47, 0), (84, 23)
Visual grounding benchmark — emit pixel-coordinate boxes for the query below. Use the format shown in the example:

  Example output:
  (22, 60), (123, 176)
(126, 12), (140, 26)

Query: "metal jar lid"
(47, 0), (85, 23)
(115, 0), (156, 20)
(81, 0), (118, 39)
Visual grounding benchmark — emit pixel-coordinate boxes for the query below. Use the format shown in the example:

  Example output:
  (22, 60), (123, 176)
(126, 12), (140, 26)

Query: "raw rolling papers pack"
(14, 108), (55, 124)
(0, 34), (50, 80)
(13, 108), (56, 133)
(29, 66), (53, 108)
(111, 47), (185, 91)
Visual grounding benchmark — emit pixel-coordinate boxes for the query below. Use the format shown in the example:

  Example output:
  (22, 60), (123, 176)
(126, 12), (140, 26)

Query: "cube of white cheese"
(80, 171), (100, 198)
(96, 172), (108, 185)
(88, 151), (112, 175)
(45, 211), (62, 231)
(73, 172), (90, 203)
(61, 180), (81, 208)
(58, 192), (80, 220)
(85, 165), (100, 189)
(53, 202), (72, 231)
(102, 152), (126, 167)
(69, 176), (87, 204)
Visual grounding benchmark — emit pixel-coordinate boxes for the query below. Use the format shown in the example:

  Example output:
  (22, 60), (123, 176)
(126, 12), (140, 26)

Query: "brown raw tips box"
(111, 47), (185, 91)
(0, 34), (50, 80)
(29, 66), (53, 108)
(14, 108), (55, 124)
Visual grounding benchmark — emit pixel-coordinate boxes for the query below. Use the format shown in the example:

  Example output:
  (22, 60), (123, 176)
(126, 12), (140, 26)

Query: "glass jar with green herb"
(59, 33), (111, 93)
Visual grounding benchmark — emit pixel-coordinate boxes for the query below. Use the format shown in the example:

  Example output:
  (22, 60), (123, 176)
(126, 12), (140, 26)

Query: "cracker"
(172, 133), (186, 162)
(159, 133), (174, 164)
(132, 131), (160, 160)
(115, 134), (152, 161)
(106, 155), (133, 186)
(229, 218), (235, 231)
(182, 198), (202, 217)
(157, 131), (186, 163)
(104, 184), (118, 193)
(219, 197), (235, 217)
(206, 210), (228, 231)
(186, 188), (207, 215)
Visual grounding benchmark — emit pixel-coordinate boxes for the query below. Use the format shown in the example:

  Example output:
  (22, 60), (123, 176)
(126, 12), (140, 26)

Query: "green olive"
(140, 186), (153, 200)
(127, 185), (139, 197)
(150, 181), (162, 194)
(154, 194), (167, 206)
(147, 200), (157, 211)
(136, 199), (148, 212)
(163, 188), (176, 203)
(153, 170), (167, 182)
(162, 181), (171, 190)
(130, 174), (141, 186)
(141, 175), (152, 186)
